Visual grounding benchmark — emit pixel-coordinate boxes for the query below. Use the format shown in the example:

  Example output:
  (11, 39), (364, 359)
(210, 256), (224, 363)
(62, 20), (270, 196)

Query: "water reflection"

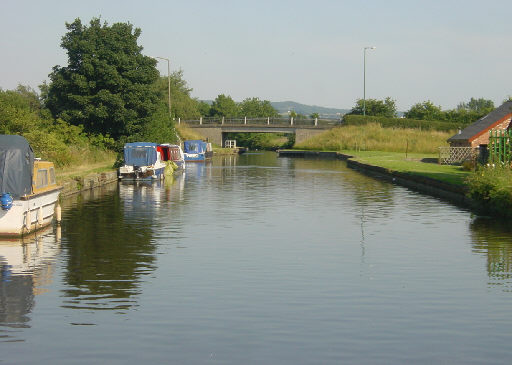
(0, 226), (61, 341)
(60, 181), (159, 312)
(470, 217), (512, 291)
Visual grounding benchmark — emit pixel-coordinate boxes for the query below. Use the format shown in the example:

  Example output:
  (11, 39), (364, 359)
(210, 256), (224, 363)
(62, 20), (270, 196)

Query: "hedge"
(343, 115), (462, 132)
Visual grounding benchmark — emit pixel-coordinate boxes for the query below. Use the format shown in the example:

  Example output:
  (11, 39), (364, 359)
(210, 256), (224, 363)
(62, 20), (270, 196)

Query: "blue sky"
(1, 0), (511, 111)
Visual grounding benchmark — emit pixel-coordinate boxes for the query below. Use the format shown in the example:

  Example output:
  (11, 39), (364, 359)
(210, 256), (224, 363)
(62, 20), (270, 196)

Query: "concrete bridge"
(177, 117), (341, 146)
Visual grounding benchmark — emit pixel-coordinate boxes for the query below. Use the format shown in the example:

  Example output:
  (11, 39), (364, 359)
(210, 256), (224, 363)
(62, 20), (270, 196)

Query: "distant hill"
(271, 101), (350, 118)
(199, 99), (350, 118)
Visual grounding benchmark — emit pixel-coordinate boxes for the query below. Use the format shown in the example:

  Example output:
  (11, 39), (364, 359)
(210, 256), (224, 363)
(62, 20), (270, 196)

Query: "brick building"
(448, 101), (512, 148)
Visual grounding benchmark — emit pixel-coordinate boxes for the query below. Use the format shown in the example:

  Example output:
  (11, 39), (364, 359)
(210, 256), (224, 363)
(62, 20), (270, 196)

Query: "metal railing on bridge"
(177, 116), (341, 127)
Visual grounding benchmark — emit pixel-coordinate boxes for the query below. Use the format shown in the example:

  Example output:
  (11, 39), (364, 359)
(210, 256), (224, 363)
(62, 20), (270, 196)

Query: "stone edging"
(60, 171), (118, 197)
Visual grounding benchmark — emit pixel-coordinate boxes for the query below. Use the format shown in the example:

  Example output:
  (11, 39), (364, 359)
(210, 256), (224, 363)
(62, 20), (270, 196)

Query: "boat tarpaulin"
(184, 140), (207, 153)
(0, 135), (34, 198)
(123, 142), (158, 166)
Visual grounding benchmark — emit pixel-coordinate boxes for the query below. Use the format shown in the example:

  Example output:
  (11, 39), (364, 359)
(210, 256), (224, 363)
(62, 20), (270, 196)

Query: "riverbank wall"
(277, 150), (475, 209)
(60, 171), (118, 197)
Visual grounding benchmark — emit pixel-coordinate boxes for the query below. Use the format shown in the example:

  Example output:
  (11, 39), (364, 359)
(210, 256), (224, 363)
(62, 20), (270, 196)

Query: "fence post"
(222, 116), (224, 125)
(315, 117), (318, 126)
(244, 116), (247, 125)
(178, 117), (181, 125)
(267, 117), (270, 125)
(291, 117), (294, 126)
(200, 117), (202, 125)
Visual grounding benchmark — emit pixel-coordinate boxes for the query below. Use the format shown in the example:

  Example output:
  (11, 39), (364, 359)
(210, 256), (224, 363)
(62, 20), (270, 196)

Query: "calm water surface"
(1, 152), (512, 364)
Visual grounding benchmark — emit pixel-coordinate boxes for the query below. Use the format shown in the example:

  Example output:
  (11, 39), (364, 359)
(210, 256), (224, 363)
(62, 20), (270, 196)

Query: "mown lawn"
(345, 150), (471, 185)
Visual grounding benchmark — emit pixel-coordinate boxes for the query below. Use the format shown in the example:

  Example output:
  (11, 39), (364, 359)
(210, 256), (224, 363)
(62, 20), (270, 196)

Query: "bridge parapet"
(179, 117), (340, 128)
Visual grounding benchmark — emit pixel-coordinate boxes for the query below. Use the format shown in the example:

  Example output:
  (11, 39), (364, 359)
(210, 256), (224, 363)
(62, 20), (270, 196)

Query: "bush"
(466, 166), (512, 218)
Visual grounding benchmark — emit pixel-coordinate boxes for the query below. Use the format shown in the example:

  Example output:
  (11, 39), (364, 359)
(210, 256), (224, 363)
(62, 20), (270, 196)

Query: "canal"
(1, 152), (512, 364)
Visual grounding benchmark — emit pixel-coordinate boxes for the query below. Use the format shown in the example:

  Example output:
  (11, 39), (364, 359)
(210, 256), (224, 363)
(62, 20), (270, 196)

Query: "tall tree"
(349, 97), (397, 117)
(153, 70), (201, 120)
(457, 97), (494, 113)
(210, 94), (240, 117)
(239, 97), (279, 117)
(404, 100), (444, 120)
(46, 18), (162, 141)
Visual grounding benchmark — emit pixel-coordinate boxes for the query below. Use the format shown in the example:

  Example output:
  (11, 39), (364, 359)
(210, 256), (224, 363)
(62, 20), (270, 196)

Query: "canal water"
(1, 152), (512, 364)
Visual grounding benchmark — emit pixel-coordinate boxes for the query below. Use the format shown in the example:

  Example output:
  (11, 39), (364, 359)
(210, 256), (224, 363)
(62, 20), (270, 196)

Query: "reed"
(295, 123), (454, 154)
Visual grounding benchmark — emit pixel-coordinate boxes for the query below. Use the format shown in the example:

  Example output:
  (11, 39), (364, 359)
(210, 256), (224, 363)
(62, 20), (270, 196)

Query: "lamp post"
(156, 56), (172, 119)
(363, 46), (376, 116)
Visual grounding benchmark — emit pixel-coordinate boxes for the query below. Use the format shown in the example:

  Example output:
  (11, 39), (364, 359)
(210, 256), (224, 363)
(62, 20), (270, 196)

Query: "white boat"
(0, 135), (61, 237)
(118, 142), (166, 180)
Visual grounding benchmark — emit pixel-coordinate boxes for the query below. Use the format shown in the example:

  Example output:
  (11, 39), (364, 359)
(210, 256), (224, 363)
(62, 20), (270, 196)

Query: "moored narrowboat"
(183, 140), (213, 162)
(0, 135), (61, 237)
(118, 142), (166, 180)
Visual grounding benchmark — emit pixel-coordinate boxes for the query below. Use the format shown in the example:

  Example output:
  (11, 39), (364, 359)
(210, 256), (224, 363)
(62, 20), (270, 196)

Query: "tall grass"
(295, 123), (454, 154)
(175, 125), (205, 142)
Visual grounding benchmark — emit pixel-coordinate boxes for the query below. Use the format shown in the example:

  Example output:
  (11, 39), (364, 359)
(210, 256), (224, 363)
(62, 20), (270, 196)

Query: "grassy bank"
(295, 123), (453, 154)
(56, 157), (117, 183)
(293, 123), (512, 218)
(291, 123), (470, 186)
(346, 151), (470, 185)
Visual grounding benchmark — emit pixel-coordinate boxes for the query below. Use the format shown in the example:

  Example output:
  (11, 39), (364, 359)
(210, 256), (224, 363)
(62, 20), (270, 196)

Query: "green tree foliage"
(404, 100), (444, 120)
(457, 97), (494, 113)
(239, 97), (279, 117)
(0, 88), (45, 135)
(46, 18), (164, 142)
(1, 86), (115, 167)
(343, 114), (460, 132)
(196, 101), (212, 116)
(349, 97), (397, 117)
(153, 70), (201, 120)
(405, 98), (495, 125)
(226, 132), (293, 150)
(210, 94), (240, 117)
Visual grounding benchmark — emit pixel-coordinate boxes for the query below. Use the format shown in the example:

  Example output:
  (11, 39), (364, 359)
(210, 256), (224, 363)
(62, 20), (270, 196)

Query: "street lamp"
(155, 56), (172, 119)
(363, 46), (376, 116)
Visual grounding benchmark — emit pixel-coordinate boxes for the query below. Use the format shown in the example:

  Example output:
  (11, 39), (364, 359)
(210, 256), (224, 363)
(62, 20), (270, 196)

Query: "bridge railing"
(179, 117), (341, 127)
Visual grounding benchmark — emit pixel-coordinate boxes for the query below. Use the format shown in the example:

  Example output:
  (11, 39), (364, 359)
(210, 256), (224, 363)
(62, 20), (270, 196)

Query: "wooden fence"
(439, 146), (476, 165)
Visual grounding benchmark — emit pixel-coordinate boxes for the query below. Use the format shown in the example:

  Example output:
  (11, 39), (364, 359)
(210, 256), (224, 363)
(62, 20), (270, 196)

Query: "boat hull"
(184, 153), (205, 162)
(118, 166), (166, 181)
(0, 189), (60, 237)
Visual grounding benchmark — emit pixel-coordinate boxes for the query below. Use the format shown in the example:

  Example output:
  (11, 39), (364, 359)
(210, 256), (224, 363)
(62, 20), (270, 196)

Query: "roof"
(448, 101), (512, 142)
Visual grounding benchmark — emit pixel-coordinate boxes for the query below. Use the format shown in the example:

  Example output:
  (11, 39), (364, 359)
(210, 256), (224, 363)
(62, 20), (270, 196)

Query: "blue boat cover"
(183, 140), (207, 154)
(123, 142), (158, 166)
(0, 135), (34, 198)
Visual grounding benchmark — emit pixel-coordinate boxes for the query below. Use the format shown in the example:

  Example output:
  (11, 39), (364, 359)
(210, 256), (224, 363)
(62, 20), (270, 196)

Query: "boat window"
(187, 143), (199, 152)
(131, 148), (150, 159)
(49, 167), (56, 184)
(36, 169), (48, 188)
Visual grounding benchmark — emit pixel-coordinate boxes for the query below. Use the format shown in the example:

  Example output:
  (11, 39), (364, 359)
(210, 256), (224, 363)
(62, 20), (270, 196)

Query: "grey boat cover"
(0, 135), (34, 198)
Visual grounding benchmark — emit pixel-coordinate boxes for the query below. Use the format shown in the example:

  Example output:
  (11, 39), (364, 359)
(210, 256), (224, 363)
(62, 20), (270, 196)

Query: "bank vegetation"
(294, 123), (453, 154)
